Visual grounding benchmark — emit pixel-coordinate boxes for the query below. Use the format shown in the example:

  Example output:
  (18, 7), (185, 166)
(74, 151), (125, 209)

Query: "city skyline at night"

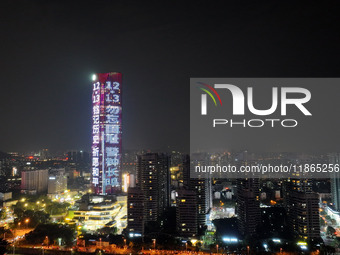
(1, 1), (340, 254)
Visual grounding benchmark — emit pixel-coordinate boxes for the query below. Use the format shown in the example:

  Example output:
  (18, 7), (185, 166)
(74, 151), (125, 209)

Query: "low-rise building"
(73, 195), (127, 232)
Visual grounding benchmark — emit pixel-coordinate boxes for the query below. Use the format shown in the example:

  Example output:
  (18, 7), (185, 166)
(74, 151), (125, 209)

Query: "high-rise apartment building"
(285, 179), (320, 241)
(189, 153), (212, 231)
(127, 187), (144, 237)
(236, 178), (260, 237)
(136, 153), (169, 223)
(176, 189), (198, 237)
(291, 191), (320, 241)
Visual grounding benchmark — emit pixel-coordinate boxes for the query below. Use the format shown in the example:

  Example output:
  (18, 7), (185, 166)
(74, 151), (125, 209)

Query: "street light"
(123, 238), (127, 250)
(152, 239), (156, 250)
(25, 218), (29, 229)
(12, 242), (15, 255)
(216, 244), (219, 254)
(185, 242), (187, 252)
(247, 245), (250, 255)
(45, 236), (49, 247)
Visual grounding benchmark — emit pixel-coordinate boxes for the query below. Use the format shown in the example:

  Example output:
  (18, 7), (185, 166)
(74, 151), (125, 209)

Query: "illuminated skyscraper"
(91, 72), (122, 195)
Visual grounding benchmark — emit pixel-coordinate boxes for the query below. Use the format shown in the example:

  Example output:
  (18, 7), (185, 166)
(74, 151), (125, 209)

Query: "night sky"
(0, 1), (339, 153)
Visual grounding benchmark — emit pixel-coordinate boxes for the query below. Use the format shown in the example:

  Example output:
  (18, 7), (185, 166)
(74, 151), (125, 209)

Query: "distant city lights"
(222, 237), (238, 243)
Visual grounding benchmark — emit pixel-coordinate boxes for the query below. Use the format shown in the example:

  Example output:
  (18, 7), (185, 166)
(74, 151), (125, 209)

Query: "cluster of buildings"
(86, 73), (340, 247)
(123, 152), (326, 249)
(126, 153), (211, 239)
(21, 168), (67, 197)
(1, 72), (340, 252)
(235, 177), (320, 242)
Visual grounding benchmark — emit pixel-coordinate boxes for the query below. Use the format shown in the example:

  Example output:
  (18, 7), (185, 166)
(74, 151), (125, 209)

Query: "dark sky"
(0, 1), (339, 153)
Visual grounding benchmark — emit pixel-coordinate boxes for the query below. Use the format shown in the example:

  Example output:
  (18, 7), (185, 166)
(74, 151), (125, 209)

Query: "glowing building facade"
(92, 72), (122, 195)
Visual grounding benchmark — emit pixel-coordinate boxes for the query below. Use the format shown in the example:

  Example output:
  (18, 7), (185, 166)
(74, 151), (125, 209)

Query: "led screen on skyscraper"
(92, 72), (122, 194)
